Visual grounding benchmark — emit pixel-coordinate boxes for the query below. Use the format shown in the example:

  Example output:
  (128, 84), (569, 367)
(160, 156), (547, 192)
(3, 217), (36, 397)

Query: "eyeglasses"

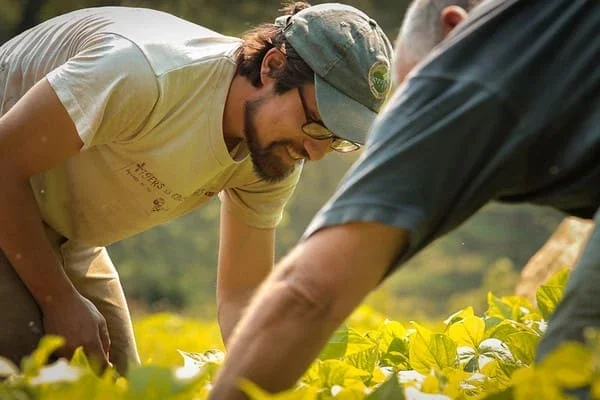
(297, 87), (362, 153)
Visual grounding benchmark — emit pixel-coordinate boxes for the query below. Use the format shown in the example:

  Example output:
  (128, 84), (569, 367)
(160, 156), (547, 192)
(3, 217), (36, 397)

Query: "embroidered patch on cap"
(368, 61), (391, 100)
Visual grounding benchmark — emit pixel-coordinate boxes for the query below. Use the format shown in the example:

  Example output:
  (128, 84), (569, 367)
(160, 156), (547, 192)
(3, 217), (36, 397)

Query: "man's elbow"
(269, 260), (344, 327)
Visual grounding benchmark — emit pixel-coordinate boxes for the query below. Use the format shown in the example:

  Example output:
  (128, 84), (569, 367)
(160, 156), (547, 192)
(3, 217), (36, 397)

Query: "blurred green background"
(0, 0), (565, 324)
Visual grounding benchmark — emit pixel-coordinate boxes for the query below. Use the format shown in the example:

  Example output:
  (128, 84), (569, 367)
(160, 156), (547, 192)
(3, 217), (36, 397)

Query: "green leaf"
(442, 368), (481, 398)
(411, 323), (432, 341)
(238, 379), (318, 400)
(319, 325), (349, 360)
(127, 365), (198, 399)
(307, 360), (370, 389)
(372, 321), (410, 369)
(0, 388), (31, 400)
(329, 382), (368, 399)
(488, 321), (540, 365)
(21, 335), (64, 377)
(316, 327), (379, 383)
(421, 373), (441, 393)
(592, 378), (600, 400)
(444, 307), (476, 326)
(409, 323), (458, 374)
(69, 347), (91, 369)
(510, 366), (567, 400)
(486, 294), (536, 323)
(177, 349), (224, 366)
(175, 349), (223, 380)
(536, 268), (569, 320)
(539, 342), (593, 388)
(510, 334), (539, 366)
(481, 387), (514, 399)
(345, 346), (379, 381)
(36, 374), (125, 400)
(487, 293), (513, 320)
(344, 329), (377, 358)
(480, 359), (519, 389)
(373, 320), (408, 353)
(478, 339), (515, 365)
(457, 346), (478, 372)
(484, 316), (505, 335)
(344, 329), (379, 377)
(366, 376), (405, 399)
(584, 327), (600, 372)
(405, 386), (452, 399)
(448, 316), (485, 348)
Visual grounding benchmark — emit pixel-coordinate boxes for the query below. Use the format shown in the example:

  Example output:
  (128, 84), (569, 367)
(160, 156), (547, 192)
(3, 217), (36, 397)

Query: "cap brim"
(315, 75), (376, 145)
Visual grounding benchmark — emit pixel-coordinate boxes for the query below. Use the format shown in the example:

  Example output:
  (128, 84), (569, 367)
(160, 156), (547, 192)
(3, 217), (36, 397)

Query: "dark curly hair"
(237, 2), (314, 94)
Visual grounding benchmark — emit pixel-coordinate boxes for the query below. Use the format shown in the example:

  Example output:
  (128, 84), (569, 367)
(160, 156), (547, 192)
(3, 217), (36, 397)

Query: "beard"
(244, 95), (303, 183)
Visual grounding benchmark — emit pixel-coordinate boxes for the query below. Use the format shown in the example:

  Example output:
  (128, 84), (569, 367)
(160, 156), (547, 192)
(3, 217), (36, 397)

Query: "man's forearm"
(211, 264), (343, 399)
(210, 223), (408, 399)
(218, 296), (252, 346)
(0, 172), (78, 307)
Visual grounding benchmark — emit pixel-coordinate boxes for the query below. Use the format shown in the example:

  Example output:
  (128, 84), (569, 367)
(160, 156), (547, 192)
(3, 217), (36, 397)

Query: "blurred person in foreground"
(0, 2), (393, 374)
(211, 0), (599, 397)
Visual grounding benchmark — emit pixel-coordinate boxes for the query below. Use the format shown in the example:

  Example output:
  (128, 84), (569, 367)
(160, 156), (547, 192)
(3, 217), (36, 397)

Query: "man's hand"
(42, 292), (111, 369)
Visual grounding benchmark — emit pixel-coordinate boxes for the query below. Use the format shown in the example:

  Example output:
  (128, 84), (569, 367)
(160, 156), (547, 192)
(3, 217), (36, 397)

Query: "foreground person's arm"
(0, 79), (110, 367)
(210, 222), (408, 399)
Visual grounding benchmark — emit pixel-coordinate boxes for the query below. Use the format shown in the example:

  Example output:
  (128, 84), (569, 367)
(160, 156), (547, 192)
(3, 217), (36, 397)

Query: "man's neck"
(222, 74), (252, 152)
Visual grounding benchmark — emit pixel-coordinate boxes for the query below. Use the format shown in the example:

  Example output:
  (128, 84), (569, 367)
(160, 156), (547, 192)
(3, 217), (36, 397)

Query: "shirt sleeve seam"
(303, 201), (424, 238)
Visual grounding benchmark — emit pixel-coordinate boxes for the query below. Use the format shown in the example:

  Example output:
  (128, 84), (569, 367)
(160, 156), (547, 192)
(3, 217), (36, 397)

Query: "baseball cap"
(275, 3), (393, 145)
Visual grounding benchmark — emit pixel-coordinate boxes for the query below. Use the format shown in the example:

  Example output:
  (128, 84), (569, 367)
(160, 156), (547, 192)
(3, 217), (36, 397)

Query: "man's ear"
(260, 48), (287, 85)
(440, 6), (468, 37)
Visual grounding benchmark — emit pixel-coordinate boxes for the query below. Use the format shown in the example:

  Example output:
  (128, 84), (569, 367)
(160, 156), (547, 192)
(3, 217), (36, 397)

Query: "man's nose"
(303, 137), (333, 161)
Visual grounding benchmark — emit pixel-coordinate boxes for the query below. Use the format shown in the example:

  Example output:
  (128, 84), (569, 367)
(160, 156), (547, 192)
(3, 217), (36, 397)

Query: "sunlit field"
(1, 269), (598, 399)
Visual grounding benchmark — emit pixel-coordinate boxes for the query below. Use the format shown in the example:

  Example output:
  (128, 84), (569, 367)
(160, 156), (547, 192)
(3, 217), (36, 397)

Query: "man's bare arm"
(210, 222), (408, 399)
(216, 206), (275, 344)
(0, 78), (110, 366)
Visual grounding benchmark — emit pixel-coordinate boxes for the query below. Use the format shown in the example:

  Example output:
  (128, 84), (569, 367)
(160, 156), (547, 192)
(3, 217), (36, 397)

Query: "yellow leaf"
(444, 307), (475, 326)
(421, 374), (441, 393)
(238, 379), (318, 400)
(539, 342), (593, 388)
(409, 329), (458, 374)
(447, 316), (485, 348)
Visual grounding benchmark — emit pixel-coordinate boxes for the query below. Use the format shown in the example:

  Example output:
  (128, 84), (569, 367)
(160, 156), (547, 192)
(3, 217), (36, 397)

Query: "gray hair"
(396, 0), (482, 63)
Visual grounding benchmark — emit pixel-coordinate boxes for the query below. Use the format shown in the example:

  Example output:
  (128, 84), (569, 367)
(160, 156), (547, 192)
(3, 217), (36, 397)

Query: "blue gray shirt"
(304, 0), (599, 273)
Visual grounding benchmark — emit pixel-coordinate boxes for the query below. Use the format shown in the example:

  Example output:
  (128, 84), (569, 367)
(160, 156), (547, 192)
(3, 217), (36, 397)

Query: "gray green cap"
(276, 3), (393, 145)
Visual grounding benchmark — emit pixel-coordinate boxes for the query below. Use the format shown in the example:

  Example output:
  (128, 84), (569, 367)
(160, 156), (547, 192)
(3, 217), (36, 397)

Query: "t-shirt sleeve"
(302, 75), (519, 271)
(219, 163), (303, 229)
(46, 34), (158, 149)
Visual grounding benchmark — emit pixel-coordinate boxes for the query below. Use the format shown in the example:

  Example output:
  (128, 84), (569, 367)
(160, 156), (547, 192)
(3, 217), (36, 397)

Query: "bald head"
(394, 0), (483, 83)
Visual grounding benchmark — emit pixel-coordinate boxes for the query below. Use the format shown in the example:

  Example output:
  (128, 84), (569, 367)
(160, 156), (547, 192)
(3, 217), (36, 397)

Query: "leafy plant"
(1, 268), (596, 399)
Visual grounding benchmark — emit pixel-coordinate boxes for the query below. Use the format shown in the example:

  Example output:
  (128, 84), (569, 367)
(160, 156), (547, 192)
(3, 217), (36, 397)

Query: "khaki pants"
(0, 226), (139, 374)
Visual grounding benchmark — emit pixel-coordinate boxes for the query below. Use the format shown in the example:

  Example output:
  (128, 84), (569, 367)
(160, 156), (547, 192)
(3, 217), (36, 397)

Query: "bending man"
(0, 3), (392, 373)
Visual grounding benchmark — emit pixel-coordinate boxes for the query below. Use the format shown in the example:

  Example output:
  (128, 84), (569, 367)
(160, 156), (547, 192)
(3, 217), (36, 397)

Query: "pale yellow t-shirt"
(0, 7), (302, 246)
